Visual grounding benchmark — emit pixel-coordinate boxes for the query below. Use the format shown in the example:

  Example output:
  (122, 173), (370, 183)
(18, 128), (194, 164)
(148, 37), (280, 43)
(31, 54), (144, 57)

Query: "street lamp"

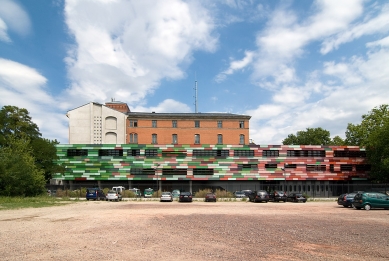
(155, 163), (161, 195)
(282, 167), (287, 192)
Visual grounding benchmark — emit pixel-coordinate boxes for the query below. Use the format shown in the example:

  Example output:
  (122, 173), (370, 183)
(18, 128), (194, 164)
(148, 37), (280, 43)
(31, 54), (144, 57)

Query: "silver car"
(106, 190), (122, 202)
(160, 192), (173, 202)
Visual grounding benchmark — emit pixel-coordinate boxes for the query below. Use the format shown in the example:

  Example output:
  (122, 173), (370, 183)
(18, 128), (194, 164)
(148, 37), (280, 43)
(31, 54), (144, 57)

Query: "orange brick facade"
(126, 117), (250, 145)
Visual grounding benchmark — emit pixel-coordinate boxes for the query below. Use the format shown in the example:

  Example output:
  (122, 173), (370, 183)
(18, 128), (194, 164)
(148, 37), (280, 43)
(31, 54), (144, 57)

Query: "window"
(195, 120), (200, 128)
(129, 133), (138, 144)
(287, 150), (325, 157)
(239, 134), (245, 145)
(239, 121), (244, 128)
(152, 134), (157, 144)
(127, 149), (140, 156)
(265, 163), (277, 168)
(234, 150), (254, 157)
(172, 134), (178, 144)
(284, 164), (296, 169)
(129, 120), (138, 127)
(217, 134), (223, 144)
(145, 149), (158, 157)
(193, 150), (229, 157)
(130, 168), (155, 175)
(67, 149), (88, 156)
(263, 150), (279, 157)
(162, 151), (187, 157)
(334, 150), (366, 157)
(356, 164), (371, 171)
(238, 164), (258, 169)
(152, 120), (157, 128)
(194, 134), (200, 144)
(172, 120), (177, 128)
(306, 165), (326, 171)
(217, 121), (222, 128)
(193, 169), (214, 175)
(340, 164), (353, 171)
(162, 169), (187, 175)
(98, 149), (123, 156)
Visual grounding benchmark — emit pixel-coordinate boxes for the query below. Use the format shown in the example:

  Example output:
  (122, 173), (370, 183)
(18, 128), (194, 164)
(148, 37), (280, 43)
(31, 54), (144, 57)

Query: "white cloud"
(0, 0), (31, 42)
(0, 59), (68, 142)
(215, 50), (254, 82)
(320, 3), (389, 54)
(132, 98), (191, 113)
(61, 0), (218, 110)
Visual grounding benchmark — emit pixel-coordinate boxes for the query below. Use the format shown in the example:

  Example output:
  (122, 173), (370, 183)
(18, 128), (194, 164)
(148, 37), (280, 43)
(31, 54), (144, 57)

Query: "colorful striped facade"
(54, 144), (370, 196)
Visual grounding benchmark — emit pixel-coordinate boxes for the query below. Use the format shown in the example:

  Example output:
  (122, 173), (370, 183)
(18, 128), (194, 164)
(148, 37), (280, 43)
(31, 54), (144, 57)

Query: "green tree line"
(0, 106), (62, 196)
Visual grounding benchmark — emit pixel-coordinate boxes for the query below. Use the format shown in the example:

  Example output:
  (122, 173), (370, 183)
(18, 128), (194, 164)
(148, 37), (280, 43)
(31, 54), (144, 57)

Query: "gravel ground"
(1, 200), (389, 261)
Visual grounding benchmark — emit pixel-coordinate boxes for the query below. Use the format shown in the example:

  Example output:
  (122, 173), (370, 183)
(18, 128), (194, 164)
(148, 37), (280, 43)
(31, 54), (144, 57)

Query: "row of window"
(129, 120), (245, 129)
(66, 149), (367, 158)
(129, 133), (245, 145)
(107, 164), (371, 175)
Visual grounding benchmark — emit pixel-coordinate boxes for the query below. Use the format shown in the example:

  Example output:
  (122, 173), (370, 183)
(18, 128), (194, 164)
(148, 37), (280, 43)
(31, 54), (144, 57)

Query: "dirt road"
(1, 200), (389, 260)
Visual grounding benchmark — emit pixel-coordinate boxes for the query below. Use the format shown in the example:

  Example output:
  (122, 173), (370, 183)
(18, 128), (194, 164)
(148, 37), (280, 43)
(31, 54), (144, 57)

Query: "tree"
(345, 104), (389, 183)
(329, 135), (345, 146)
(0, 105), (41, 146)
(30, 138), (62, 182)
(364, 120), (389, 183)
(0, 135), (46, 196)
(282, 127), (332, 145)
(0, 105), (60, 184)
(345, 104), (389, 146)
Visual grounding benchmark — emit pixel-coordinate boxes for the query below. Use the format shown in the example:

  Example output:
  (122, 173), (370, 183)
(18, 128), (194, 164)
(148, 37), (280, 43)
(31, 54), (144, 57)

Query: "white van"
(128, 188), (141, 197)
(112, 186), (126, 194)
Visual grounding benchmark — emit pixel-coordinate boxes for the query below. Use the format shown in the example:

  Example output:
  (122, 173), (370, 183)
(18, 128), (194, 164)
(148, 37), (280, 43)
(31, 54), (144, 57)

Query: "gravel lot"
(1, 200), (389, 261)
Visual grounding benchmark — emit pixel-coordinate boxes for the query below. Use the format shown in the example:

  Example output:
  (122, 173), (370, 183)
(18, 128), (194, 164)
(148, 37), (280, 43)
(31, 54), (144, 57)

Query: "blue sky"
(1, 0), (389, 144)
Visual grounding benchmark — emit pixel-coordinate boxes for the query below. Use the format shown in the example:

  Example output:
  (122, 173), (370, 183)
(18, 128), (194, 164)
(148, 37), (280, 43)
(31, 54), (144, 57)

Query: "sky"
(0, 0), (389, 145)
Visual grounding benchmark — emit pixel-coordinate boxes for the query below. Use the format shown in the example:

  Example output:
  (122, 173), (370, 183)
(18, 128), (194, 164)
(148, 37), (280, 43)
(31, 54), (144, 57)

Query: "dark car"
(287, 193), (307, 203)
(205, 193), (217, 202)
(241, 190), (253, 197)
(269, 190), (287, 202)
(179, 192), (193, 202)
(234, 191), (246, 198)
(353, 192), (389, 210)
(337, 193), (357, 208)
(248, 190), (269, 203)
(86, 188), (106, 201)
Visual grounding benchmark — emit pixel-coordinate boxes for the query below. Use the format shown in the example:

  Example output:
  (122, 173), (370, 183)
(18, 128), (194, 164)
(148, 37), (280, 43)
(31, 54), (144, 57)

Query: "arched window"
(152, 134), (157, 144)
(194, 134), (200, 144)
(239, 134), (245, 145)
(129, 133), (138, 144)
(217, 134), (223, 144)
(105, 116), (117, 129)
(105, 132), (117, 144)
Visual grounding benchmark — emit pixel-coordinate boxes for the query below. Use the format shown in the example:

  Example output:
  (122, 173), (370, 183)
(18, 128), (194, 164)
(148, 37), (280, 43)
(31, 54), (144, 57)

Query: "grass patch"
(0, 196), (73, 210)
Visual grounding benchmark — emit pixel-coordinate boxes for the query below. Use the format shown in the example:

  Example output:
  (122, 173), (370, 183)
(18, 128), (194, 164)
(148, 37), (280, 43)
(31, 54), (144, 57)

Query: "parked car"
(234, 191), (246, 198)
(106, 190), (122, 201)
(352, 192), (389, 210)
(248, 190), (269, 203)
(241, 190), (253, 197)
(128, 188), (142, 197)
(287, 193), (307, 203)
(160, 192), (173, 202)
(172, 189), (180, 198)
(178, 192), (193, 202)
(144, 188), (154, 198)
(205, 192), (217, 202)
(269, 190), (287, 202)
(86, 188), (106, 201)
(337, 193), (357, 208)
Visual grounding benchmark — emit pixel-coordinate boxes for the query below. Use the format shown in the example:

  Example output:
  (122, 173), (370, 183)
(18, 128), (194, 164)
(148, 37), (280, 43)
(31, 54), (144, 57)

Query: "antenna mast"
(194, 74), (198, 113)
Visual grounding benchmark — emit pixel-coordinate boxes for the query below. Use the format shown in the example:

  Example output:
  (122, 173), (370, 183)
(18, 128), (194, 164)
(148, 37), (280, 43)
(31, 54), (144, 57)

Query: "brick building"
(55, 100), (374, 196)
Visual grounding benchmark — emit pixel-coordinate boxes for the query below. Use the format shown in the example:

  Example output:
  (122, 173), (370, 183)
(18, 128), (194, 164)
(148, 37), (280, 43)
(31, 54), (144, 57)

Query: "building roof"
(125, 111), (251, 119)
